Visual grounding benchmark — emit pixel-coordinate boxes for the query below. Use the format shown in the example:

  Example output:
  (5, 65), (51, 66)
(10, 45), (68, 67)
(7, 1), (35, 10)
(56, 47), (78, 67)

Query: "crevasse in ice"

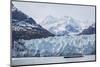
(12, 34), (95, 57)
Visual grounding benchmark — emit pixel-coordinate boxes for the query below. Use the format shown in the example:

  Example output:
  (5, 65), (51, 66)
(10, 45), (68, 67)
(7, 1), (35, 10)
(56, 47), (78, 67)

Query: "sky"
(12, 1), (95, 24)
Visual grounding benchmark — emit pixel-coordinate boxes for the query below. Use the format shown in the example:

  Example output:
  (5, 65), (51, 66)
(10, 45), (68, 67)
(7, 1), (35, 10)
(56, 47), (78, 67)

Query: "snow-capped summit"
(41, 15), (82, 35)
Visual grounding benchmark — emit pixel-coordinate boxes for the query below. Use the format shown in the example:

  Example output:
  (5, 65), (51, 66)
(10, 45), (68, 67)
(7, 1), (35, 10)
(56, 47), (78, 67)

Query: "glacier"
(12, 34), (95, 57)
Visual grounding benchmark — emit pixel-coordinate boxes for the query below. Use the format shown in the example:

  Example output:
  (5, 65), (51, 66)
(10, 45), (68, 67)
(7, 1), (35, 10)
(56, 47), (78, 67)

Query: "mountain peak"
(79, 23), (96, 35)
(91, 23), (95, 28)
(12, 3), (17, 12)
(41, 15), (82, 35)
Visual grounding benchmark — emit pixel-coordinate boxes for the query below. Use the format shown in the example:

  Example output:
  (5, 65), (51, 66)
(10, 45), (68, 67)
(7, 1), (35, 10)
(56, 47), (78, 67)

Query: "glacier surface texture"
(12, 34), (95, 57)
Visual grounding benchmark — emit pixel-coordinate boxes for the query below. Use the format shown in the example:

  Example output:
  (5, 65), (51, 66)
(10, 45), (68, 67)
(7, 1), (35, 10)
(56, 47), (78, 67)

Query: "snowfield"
(12, 34), (95, 57)
(41, 16), (82, 35)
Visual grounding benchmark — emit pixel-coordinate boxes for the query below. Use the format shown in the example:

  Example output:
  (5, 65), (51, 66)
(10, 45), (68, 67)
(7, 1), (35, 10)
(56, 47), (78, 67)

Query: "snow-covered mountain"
(41, 15), (82, 36)
(79, 23), (96, 35)
(12, 4), (54, 40)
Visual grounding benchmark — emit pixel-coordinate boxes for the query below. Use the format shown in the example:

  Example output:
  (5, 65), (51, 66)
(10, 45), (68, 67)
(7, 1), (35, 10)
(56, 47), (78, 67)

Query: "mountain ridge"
(12, 4), (54, 41)
(79, 23), (96, 35)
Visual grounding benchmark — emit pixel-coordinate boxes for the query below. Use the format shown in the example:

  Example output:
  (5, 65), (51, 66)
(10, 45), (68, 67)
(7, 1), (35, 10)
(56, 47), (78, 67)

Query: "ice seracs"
(12, 34), (95, 57)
